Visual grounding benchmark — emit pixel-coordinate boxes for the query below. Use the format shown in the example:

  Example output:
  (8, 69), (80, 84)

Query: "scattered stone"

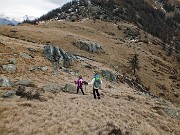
(62, 67), (74, 75)
(28, 48), (37, 52)
(101, 70), (116, 82)
(20, 52), (33, 59)
(29, 66), (48, 72)
(0, 76), (11, 87)
(63, 83), (76, 93)
(9, 58), (17, 64)
(164, 108), (180, 120)
(42, 84), (62, 93)
(124, 28), (140, 41)
(1, 91), (16, 98)
(73, 40), (104, 53)
(2, 64), (16, 73)
(16, 86), (45, 101)
(15, 79), (35, 87)
(44, 45), (77, 68)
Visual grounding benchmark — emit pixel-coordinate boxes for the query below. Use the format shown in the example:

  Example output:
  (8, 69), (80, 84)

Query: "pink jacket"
(75, 78), (84, 88)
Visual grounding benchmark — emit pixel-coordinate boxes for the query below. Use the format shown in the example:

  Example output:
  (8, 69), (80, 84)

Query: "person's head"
(79, 75), (82, 79)
(94, 71), (99, 75)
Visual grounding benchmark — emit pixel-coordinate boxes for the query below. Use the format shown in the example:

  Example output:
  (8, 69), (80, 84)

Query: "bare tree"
(128, 54), (139, 75)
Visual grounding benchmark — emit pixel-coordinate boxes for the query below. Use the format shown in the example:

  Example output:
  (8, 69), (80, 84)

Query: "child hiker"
(74, 76), (88, 95)
(89, 72), (102, 99)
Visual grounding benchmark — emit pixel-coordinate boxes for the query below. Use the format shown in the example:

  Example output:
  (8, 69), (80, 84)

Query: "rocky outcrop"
(0, 76), (11, 87)
(42, 84), (62, 93)
(16, 86), (45, 101)
(116, 74), (151, 96)
(124, 28), (140, 41)
(101, 70), (116, 82)
(15, 79), (35, 87)
(73, 41), (104, 53)
(63, 83), (76, 93)
(44, 45), (78, 68)
(164, 108), (180, 120)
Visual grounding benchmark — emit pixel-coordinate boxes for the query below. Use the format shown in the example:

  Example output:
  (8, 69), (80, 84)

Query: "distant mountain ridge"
(0, 15), (37, 26)
(0, 17), (19, 26)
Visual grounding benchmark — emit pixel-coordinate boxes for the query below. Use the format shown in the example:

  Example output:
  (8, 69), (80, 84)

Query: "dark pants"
(77, 87), (85, 95)
(93, 88), (100, 99)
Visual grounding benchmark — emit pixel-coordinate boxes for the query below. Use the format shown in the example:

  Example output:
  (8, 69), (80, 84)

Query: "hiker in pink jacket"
(74, 76), (87, 95)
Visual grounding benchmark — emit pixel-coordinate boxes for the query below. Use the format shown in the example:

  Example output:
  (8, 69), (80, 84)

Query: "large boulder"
(15, 79), (35, 87)
(73, 41), (104, 53)
(101, 70), (116, 82)
(16, 86), (45, 101)
(0, 76), (11, 87)
(42, 84), (62, 93)
(63, 83), (76, 93)
(44, 45), (77, 68)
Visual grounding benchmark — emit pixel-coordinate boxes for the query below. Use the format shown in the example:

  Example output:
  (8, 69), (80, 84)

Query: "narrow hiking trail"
(1, 83), (179, 135)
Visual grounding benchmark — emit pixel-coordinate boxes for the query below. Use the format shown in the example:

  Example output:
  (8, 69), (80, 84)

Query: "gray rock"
(20, 52), (33, 59)
(2, 64), (16, 73)
(0, 76), (11, 87)
(16, 86), (45, 101)
(28, 48), (37, 52)
(164, 108), (180, 120)
(41, 66), (48, 72)
(73, 41), (104, 53)
(29, 66), (48, 72)
(44, 45), (77, 68)
(43, 84), (62, 93)
(1, 91), (16, 98)
(9, 58), (17, 64)
(101, 70), (116, 82)
(63, 83), (76, 93)
(15, 79), (34, 87)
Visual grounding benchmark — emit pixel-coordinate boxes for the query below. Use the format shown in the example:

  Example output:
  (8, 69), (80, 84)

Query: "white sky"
(0, 0), (71, 19)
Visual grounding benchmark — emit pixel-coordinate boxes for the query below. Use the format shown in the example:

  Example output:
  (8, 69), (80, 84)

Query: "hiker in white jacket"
(89, 73), (102, 99)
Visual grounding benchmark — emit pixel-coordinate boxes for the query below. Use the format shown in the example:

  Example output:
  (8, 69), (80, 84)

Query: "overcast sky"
(0, 0), (71, 20)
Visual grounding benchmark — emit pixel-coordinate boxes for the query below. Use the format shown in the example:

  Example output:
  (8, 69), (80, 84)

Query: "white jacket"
(89, 78), (102, 89)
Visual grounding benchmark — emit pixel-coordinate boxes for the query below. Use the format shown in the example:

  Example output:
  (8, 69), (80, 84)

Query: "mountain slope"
(0, 34), (179, 135)
(0, 19), (180, 103)
(35, 0), (180, 53)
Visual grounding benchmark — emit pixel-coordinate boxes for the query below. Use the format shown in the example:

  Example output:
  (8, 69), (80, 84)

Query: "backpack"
(94, 76), (101, 89)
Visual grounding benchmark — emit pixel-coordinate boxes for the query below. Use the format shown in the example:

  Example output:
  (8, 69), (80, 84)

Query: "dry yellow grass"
(0, 19), (180, 135)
